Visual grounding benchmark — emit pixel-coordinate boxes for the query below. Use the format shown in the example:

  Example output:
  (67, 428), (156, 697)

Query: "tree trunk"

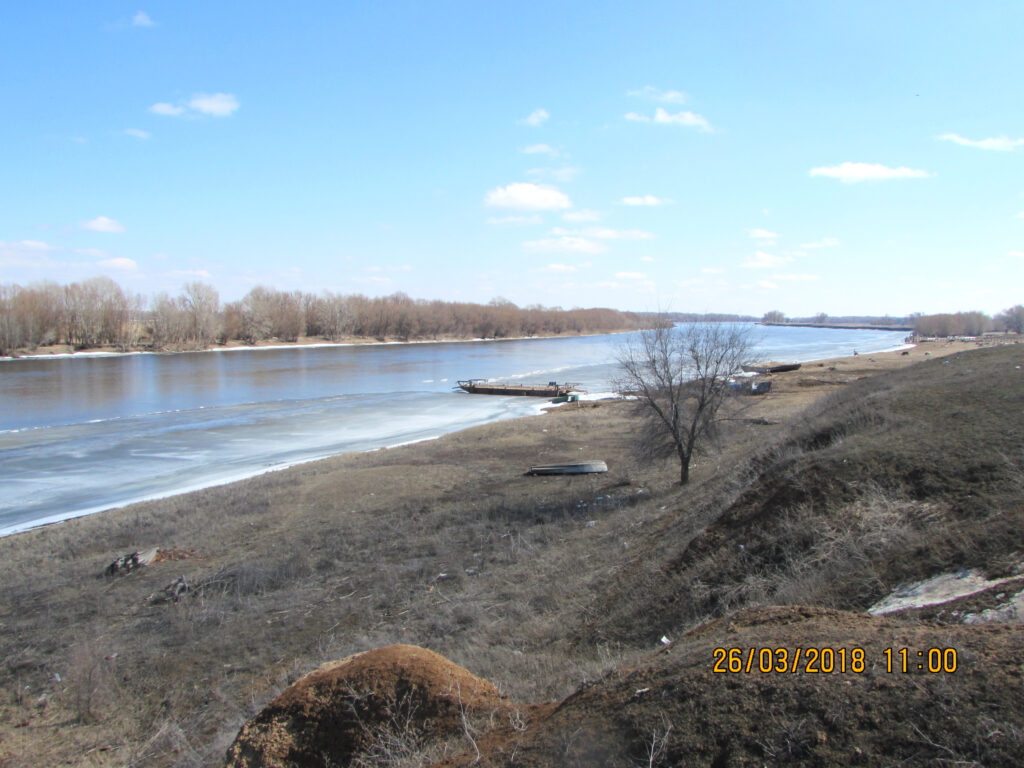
(679, 450), (691, 485)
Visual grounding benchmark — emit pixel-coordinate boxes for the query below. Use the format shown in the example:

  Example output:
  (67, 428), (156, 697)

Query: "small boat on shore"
(528, 461), (608, 475)
(741, 362), (802, 375)
(456, 380), (582, 397)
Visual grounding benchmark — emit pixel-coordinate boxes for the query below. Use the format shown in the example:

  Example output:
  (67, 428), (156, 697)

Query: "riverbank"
(2, 340), (1020, 766)
(0, 328), (640, 362)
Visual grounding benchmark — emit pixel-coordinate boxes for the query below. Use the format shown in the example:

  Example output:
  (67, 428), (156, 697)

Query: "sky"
(2, 3), (1023, 317)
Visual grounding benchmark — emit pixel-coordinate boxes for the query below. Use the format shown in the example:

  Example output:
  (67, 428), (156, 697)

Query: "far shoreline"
(0, 328), (640, 363)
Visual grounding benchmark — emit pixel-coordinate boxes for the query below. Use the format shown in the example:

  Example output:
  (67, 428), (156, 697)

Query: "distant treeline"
(659, 312), (758, 323)
(0, 277), (652, 355)
(761, 308), (1024, 337)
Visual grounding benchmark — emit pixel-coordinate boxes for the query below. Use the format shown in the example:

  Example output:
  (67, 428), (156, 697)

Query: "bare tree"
(617, 322), (753, 485)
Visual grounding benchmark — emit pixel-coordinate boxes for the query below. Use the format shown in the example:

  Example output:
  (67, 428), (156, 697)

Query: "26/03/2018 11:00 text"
(712, 647), (959, 674)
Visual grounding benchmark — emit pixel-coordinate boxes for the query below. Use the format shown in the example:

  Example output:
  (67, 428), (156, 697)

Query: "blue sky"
(2, 2), (1023, 316)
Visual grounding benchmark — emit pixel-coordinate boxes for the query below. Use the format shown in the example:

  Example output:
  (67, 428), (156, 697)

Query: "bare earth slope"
(577, 345), (1024, 648)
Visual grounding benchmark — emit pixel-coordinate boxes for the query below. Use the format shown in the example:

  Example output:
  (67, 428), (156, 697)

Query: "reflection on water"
(0, 326), (909, 535)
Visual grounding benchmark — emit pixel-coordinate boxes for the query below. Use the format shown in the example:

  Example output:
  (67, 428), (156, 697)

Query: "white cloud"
(641, 255), (655, 263)
(621, 194), (671, 206)
(758, 280), (778, 290)
(801, 237), (840, 249)
(939, 133), (1024, 152)
(615, 271), (647, 280)
(701, 267), (725, 274)
(11, 239), (55, 251)
(653, 107), (712, 131)
(99, 257), (137, 271)
(1016, 212), (1024, 219)
(189, 93), (239, 117)
(151, 93), (240, 118)
(487, 215), (543, 226)
(150, 102), (185, 116)
(1010, 250), (1024, 259)
(485, 182), (572, 211)
(521, 108), (549, 126)
(742, 250), (793, 269)
(82, 216), (126, 233)
(132, 11), (155, 27)
(562, 209), (600, 222)
(809, 162), (933, 183)
(628, 86), (688, 104)
(625, 107), (712, 131)
(124, 128), (150, 139)
(749, 228), (779, 240)
(522, 144), (557, 156)
(523, 237), (605, 254)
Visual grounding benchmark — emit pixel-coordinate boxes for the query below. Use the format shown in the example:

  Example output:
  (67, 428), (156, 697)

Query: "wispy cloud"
(150, 102), (185, 116)
(124, 128), (150, 139)
(701, 267), (725, 274)
(939, 133), (1024, 152)
(749, 228), (779, 240)
(742, 250), (793, 269)
(189, 93), (239, 117)
(758, 280), (778, 290)
(809, 162), (933, 183)
(801, 237), (840, 249)
(626, 107), (712, 132)
(521, 143), (557, 156)
(132, 11), (155, 27)
(523, 237), (605, 254)
(628, 86), (688, 104)
(562, 209), (600, 222)
(621, 194), (671, 207)
(1010, 250), (1024, 259)
(485, 182), (571, 211)
(82, 216), (125, 233)
(150, 93), (240, 118)
(615, 271), (647, 280)
(520, 108), (549, 127)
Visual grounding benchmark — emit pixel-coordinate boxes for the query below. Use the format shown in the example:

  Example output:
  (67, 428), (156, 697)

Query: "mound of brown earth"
(225, 644), (506, 768)
(439, 606), (1024, 767)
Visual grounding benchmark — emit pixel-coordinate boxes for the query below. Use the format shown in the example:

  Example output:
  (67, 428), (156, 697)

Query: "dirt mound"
(225, 644), (506, 768)
(439, 606), (1024, 767)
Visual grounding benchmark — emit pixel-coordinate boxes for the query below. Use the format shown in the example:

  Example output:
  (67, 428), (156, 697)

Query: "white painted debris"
(868, 569), (1021, 616)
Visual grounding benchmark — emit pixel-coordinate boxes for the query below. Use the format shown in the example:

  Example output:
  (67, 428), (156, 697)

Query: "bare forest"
(0, 278), (650, 356)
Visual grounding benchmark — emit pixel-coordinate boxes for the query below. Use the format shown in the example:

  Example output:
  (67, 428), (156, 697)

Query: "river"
(0, 325), (908, 536)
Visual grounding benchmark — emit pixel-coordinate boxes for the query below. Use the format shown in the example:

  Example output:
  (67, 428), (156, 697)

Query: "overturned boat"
(528, 461), (608, 475)
(741, 362), (802, 374)
(456, 379), (582, 397)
